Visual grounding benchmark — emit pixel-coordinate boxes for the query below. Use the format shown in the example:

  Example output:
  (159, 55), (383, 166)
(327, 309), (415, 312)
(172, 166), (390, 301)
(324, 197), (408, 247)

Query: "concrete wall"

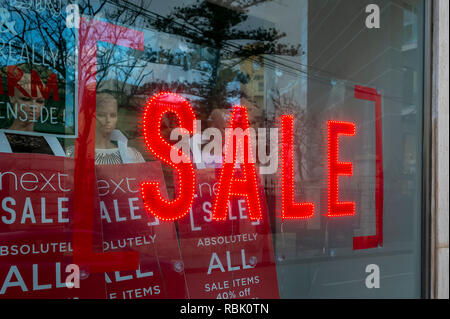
(432, 0), (449, 300)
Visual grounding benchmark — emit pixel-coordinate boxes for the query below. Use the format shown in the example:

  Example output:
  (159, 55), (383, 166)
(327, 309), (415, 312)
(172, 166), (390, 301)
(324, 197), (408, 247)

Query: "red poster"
(177, 168), (280, 299)
(0, 153), (106, 299)
(95, 162), (187, 299)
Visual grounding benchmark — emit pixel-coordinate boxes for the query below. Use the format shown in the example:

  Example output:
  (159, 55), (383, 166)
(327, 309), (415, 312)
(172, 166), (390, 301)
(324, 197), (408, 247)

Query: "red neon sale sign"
(138, 89), (384, 251)
(72, 18), (384, 277)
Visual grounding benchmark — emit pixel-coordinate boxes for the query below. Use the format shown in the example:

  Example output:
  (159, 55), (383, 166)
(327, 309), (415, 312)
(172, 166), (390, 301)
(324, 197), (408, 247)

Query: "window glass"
(0, 0), (425, 299)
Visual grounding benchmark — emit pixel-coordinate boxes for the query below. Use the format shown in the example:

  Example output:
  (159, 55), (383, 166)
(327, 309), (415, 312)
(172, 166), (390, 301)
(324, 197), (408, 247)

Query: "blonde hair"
(96, 92), (118, 109)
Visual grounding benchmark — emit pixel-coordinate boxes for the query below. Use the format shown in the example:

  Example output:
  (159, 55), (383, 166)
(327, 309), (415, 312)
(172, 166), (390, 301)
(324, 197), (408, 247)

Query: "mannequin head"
(96, 92), (118, 137)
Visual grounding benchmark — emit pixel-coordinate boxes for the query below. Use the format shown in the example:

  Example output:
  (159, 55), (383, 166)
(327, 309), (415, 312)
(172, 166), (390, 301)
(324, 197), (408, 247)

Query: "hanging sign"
(0, 153), (105, 298)
(96, 161), (188, 299)
(177, 168), (280, 299)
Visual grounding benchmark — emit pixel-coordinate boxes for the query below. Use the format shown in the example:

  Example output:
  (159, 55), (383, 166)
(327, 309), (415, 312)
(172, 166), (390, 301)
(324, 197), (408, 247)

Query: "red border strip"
(73, 17), (144, 273)
(353, 85), (384, 250)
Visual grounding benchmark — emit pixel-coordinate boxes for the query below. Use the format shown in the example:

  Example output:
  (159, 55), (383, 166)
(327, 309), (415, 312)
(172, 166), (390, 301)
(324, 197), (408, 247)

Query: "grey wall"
(432, 0), (449, 300)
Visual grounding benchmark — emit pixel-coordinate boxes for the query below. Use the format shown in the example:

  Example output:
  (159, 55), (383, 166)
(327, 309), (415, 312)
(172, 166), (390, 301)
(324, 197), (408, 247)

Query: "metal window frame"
(421, 0), (434, 300)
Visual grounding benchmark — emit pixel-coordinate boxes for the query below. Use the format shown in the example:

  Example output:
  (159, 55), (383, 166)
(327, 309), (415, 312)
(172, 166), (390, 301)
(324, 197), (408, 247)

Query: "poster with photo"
(0, 0), (77, 138)
(90, 18), (219, 143)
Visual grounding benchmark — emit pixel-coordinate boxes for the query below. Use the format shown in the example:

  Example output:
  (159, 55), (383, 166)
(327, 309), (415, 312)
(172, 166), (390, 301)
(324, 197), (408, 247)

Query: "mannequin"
(66, 92), (145, 164)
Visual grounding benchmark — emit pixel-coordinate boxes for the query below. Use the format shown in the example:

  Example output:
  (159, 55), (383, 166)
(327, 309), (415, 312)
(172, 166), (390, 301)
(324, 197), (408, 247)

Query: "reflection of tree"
(271, 90), (321, 185)
(0, 0), (164, 136)
(1, 2), (69, 77)
(2, 0), (303, 134)
(78, 1), (153, 97)
(1, 0), (150, 100)
(149, 0), (300, 115)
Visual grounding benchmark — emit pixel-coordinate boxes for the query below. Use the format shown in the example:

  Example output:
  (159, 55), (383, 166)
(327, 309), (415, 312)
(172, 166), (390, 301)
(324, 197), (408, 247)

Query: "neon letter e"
(327, 120), (356, 217)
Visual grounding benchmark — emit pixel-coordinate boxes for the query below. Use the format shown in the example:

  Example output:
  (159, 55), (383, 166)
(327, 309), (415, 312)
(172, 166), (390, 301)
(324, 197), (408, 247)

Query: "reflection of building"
(240, 57), (265, 109)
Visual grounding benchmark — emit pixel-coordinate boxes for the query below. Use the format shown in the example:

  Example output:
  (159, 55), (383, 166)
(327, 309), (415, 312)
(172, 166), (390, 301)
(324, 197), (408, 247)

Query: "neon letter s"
(141, 92), (197, 221)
